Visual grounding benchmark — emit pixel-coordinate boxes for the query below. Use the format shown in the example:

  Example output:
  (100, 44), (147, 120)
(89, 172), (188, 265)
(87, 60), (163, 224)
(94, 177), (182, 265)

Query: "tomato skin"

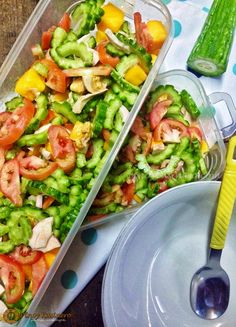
(9, 245), (42, 265)
(48, 125), (76, 173)
(0, 147), (6, 172)
(0, 99), (35, 146)
(58, 13), (71, 32)
(131, 116), (146, 137)
(121, 182), (135, 205)
(149, 100), (172, 130)
(153, 119), (189, 142)
(42, 196), (55, 209)
(18, 155), (58, 180)
(46, 67), (67, 93)
(188, 126), (203, 142)
(40, 109), (56, 126)
(134, 12), (154, 53)
(41, 31), (53, 50)
(97, 41), (120, 68)
(32, 255), (48, 297)
(0, 159), (22, 206)
(0, 254), (25, 304)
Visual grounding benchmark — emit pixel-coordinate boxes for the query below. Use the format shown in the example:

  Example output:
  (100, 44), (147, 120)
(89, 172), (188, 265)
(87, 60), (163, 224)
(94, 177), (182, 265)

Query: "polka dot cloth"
(233, 64), (236, 75)
(61, 270), (78, 289)
(173, 20), (182, 38)
(25, 319), (36, 327)
(81, 228), (98, 245)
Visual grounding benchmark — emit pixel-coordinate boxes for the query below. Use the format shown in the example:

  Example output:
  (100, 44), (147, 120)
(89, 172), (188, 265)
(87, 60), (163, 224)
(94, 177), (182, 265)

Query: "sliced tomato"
(150, 100), (172, 130)
(131, 116), (146, 137)
(0, 159), (22, 206)
(188, 126), (203, 142)
(0, 99), (35, 146)
(122, 144), (136, 163)
(86, 143), (94, 159)
(0, 147), (6, 172)
(40, 109), (56, 126)
(134, 12), (154, 53)
(46, 67), (67, 93)
(48, 125), (76, 173)
(41, 31), (53, 50)
(0, 112), (11, 127)
(142, 132), (152, 156)
(42, 196), (55, 209)
(0, 254), (25, 304)
(121, 182), (135, 205)
(97, 41), (120, 68)
(19, 155), (58, 181)
(58, 12), (71, 32)
(32, 255), (48, 297)
(9, 245), (42, 265)
(158, 181), (169, 193)
(102, 129), (111, 142)
(153, 119), (189, 142)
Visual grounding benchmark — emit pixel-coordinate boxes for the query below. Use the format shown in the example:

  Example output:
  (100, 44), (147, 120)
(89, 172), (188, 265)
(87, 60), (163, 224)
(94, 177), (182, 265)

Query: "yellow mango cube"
(125, 65), (147, 86)
(96, 30), (108, 43)
(98, 3), (124, 33)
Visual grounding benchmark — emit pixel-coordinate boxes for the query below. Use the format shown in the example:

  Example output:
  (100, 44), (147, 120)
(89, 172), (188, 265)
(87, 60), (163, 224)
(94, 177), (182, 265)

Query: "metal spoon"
(190, 136), (236, 320)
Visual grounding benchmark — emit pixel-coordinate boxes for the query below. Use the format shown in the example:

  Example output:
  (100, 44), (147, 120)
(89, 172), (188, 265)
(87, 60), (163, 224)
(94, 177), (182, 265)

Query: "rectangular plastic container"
(81, 68), (236, 231)
(0, 0), (173, 324)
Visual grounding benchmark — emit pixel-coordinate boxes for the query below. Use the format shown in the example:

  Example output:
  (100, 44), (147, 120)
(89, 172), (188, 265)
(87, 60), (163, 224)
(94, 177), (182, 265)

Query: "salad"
(87, 83), (209, 220)
(0, 0), (168, 319)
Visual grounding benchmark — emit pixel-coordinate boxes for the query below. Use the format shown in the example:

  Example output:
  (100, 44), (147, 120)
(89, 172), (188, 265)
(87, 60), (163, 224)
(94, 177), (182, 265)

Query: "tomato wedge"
(0, 99), (35, 146)
(121, 182), (135, 205)
(149, 100), (172, 130)
(97, 41), (120, 68)
(188, 126), (203, 142)
(153, 119), (189, 142)
(9, 245), (42, 265)
(58, 12), (71, 32)
(40, 59), (67, 93)
(0, 159), (22, 206)
(131, 116), (146, 137)
(42, 196), (55, 209)
(0, 147), (6, 172)
(48, 125), (76, 173)
(40, 109), (56, 126)
(18, 155), (58, 181)
(41, 31), (53, 50)
(32, 255), (48, 297)
(0, 254), (25, 304)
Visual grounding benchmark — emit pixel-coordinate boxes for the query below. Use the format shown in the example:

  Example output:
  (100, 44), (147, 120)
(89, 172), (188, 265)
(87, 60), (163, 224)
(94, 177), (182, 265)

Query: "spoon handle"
(210, 136), (236, 250)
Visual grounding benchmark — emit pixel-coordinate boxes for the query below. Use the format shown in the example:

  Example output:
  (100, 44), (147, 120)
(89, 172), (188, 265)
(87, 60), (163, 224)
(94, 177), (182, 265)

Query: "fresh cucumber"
(187, 0), (236, 77)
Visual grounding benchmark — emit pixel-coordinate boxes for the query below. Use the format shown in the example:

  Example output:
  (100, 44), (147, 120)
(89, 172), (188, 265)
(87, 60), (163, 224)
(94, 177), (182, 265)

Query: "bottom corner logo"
(3, 308), (21, 324)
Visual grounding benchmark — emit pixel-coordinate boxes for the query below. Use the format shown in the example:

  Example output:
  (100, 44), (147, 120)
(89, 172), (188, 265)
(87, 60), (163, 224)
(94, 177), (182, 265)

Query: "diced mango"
(201, 140), (209, 155)
(51, 92), (68, 102)
(98, 3), (124, 33)
(15, 68), (46, 100)
(146, 20), (167, 54)
(96, 30), (108, 43)
(125, 65), (147, 86)
(133, 194), (142, 203)
(44, 251), (57, 268)
(151, 54), (157, 65)
(45, 142), (52, 153)
(29, 280), (33, 291)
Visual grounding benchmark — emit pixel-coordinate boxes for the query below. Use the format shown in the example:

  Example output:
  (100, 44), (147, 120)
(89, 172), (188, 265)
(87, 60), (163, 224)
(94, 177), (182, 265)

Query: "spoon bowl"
(190, 136), (236, 320)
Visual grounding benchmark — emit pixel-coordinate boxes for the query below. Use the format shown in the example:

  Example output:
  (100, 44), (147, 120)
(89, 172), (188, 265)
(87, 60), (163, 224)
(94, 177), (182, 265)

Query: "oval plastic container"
(0, 0), (173, 325)
(82, 69), (236, 231)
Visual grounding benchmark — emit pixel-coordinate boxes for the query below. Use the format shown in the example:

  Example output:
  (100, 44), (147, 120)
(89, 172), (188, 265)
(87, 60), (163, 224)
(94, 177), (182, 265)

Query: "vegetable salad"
(0, 0), (168, 318)
(87, 84), (209, 219)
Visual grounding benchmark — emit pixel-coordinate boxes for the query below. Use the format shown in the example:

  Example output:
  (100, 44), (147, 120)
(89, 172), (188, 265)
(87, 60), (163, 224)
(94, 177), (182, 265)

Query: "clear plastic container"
(0, 0), (173, 324)
(81, 69), (236, 231)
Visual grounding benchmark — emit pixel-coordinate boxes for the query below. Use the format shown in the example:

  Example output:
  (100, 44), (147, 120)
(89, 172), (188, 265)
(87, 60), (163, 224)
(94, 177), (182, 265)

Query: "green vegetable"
(0, 224), (9, 236)
(92, 100), (108, 137)
(76, 153), (87, 168)
(104, 98), (122, 130)
(32, 62), (48, 78)
(7, 213), (32, 246)
(136, 154), (180, 181)
(50, 48), (85, 69)
(106, 43), (125, 57)
(51, 101), (79, 124)
(86, 139), (104, 169)
(51, 27), (67, 48)
(166, 104), (181, 115)
(5, 96), (23, 111)
(114, 110), (123, 132)
(174, 137), (190, 156)
(29, 181), (69, 204)
(116, 33), (152, 73)
(120, 21), (133, 38)
(17, 131), (48, 147)
(0, 207), (12, 219)
(147, 144), (176, 165)
(109, 162), (133, 184)
(116, 54), (139, 76)
(181, 89), (201, 119)
(187, 0), (236, 77)
(5, 148), (18, 160)
(165, 113), (190, 126)
(57, 42), (93, 66)
(111, 70), (140, 93)
(147, 85), (182, 112)
(26, 94), (48, 134)
(0, 241), (14, 253)
(89, 203), (122, 215)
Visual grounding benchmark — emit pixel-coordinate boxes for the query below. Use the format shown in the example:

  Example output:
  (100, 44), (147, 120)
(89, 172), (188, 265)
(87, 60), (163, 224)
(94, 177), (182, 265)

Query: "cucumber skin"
(187, 0), (236, 77)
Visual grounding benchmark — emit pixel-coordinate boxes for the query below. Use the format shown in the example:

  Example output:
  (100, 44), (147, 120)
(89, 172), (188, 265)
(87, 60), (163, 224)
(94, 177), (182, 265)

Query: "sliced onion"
(36, 195), (43, 208)
(63, 66), (112, 77)
(105, 29), (130, 53)
(119, 105), (130, 123)
(73, 88), (107, 114)
(82, 75), (107, 94)
(34, 123), (52, 134)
